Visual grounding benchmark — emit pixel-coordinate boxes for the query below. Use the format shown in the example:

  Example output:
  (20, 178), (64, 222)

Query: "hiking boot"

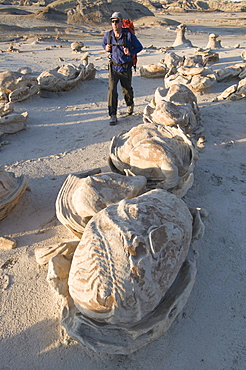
(127, 104), (134, 115)
(109, 115), (117, 125)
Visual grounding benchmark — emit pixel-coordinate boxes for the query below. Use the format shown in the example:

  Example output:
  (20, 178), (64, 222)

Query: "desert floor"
(0, 8), (246, 370)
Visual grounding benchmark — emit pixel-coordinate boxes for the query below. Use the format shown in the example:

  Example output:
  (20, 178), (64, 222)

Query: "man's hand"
(106, 44), (111, 52)
(123, 47), (130, 56)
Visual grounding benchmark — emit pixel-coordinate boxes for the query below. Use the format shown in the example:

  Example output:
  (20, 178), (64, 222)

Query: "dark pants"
(108, 64), (134, 116)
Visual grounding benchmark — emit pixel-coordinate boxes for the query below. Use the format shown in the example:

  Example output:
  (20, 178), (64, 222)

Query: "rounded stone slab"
(0, 167), (29, 220)
(0, 111), (28, 134)
(56, 169), (147, 237)
(68, 189), (193, 326)
(62, 258), (197, 354)
(109, 122), (196, 197)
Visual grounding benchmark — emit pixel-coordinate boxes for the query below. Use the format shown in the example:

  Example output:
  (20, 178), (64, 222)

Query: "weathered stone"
(38, 63), (96, 91)
(206, 33), (222, 49)
(0, 71), (39, 102)
(140, 64), (167, 78)
(172, 24), (193, 47)
(35, 241), (79, 265)
(215, 65), (243, 82)
(0, 111), (28, 134)
(0, 102), (14, 117)
(58, 189), (204, 354)
(56, 170), (147, 237)
(109, 122), (196, 197)
(0, 236), (17, 250)
(215, 84), (238, 101)
(68, 189), (193, 324)
(0, 167), (29, 221)
(71, 41), (84, 52)
(47, 254), (74, 296)
(241, 49), (246, 62)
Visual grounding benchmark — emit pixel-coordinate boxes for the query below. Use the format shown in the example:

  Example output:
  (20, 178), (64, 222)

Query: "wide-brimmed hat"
(110, 12), (123, 21)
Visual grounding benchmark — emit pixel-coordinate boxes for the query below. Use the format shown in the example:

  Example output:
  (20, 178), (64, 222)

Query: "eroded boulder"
(165, 66), (216, 92)
(56, 170), (147, 237)
(0, 167), (29, 221)
(49, 188), (204, 354)
(38, 63), (96, 91)
(143, 84), (202, 136)
(140, 64), (168, 78)
(109, 122), (197, 197)
(0, 70), (39, 102)
(0, 103), (28, 134)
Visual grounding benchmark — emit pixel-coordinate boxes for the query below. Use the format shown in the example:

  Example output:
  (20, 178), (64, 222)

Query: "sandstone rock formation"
(215, 64), (246, 82)
(47, 188), (205, 354)
(140, 63), (168, 78)
(0, 167), (29, 221)
(206, 33), (222, 49)
(0, 70), (39, 102)
(66, 0), (154, 25)
(71, 41), (84, 52)
(37, 63), (96, 91)
(56, 169), (147, 237)
(165, 65), (216, 92)
(0, 102), (28, 134)
(143, 84), (203, 136)
(215, 77), (246, 101)
(155, 51), (217, 92)
(109, 122), (196, 197)
(68, 189), (195, 324)
(195, 48), (219, 64)
(241, 49), (246, 62)
(208, 0), (246, 12)
(35, 241), (79, 265)
(172, 24), (193, 48)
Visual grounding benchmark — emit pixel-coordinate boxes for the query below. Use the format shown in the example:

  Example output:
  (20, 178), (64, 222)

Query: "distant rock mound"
(32, 6), (67, 21)
(64, 0), (154, 25)
(134, 15), (179, 27)
(155, 0), (246, 12)
(139, 0), (246, 13)
(208, 0), (246, 12)
(0, 7), (32, 15)
(160, 0), (209, 12)
(48, 0), (77, 13)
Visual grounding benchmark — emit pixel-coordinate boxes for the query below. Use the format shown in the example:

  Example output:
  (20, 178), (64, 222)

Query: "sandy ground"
(0, 8), (246, 370)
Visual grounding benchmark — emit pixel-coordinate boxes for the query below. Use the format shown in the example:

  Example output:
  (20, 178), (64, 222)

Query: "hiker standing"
(102, 12), (143, 125)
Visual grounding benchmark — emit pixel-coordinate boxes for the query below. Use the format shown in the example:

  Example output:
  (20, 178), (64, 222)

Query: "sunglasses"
(111, 19), (120, 24)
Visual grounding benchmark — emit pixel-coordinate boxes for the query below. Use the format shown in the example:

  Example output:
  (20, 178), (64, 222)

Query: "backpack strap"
(107, 29), (113, 46)
(122, 28), (132, 48)
(107, 29), (134, 69)
(107, 29), (132, 47)
(123, 29), (137, 71)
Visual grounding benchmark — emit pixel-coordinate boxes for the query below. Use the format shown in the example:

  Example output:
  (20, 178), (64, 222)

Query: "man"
(102, 12), (143, 125)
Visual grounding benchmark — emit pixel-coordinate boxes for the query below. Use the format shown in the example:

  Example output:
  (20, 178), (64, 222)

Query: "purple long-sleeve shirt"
(102, 29), (143, 72)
